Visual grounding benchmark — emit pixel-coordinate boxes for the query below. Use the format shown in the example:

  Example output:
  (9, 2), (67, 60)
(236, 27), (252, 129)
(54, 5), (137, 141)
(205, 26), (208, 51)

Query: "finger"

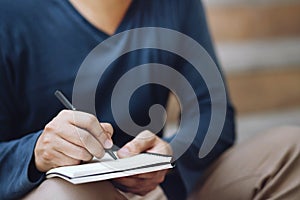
(56, 124), (86, 147)
(63, 110), (113, 149)
(52, 151), (81, 168)
(40, 150), (80, 169)
(73, 125), (106, 158)
(118, 130), (156, 158)
(147, 141), (173, 156)
(54, 122), (105, 158)
(101, 123), (113, 138)
(54, 137), (93, 161)
(53, 123), (87, 147)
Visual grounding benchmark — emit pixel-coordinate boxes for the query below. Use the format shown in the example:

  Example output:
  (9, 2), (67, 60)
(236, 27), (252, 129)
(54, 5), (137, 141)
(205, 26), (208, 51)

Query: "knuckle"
(131, 138), (141, 146)
(138, 130), (156, 142)
(44, 124), (63, 140)
(140, 130), (154, 137)
(94, 128), (104, 140)
(59, 109), (71, 117)
(42, 134), (52, 144)
(86, 114), (98, 125)
(70, 159), (81, 166)
(107, 123), (113, 131)
(45, 120), (65, 136)
(85, 154), (93, 161)
(94, 149), (105, 159)
(71, 126), (80, 136)
(78, 149), (92, 160)
(76, 149), (86, 158)
(44, 123), (55, 133)
(129, 141), (142, 153)
(42, 151), (54, 161)
(79, 131), (90, 144)
(103, 123), (113, 134)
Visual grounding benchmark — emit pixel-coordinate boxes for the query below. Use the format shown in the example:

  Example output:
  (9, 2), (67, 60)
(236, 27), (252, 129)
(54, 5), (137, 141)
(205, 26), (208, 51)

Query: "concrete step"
(237, 107), (300, 142)
(203, 0), (300, 7)
(164, 0), (300, 124)
(165, 68), (300, 120)
(164, 107), (300, 142)
(204, 3), (300, 42)
(227, 68), (300, 114)
(216, 38), (300, 73)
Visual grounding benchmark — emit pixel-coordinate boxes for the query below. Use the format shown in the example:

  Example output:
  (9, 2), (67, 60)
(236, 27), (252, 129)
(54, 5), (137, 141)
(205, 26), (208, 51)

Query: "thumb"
(117, 130), (157, 158)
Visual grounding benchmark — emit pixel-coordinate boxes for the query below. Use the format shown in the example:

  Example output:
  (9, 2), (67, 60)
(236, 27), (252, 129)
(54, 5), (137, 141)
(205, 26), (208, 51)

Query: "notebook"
(46, 152), (173, 184)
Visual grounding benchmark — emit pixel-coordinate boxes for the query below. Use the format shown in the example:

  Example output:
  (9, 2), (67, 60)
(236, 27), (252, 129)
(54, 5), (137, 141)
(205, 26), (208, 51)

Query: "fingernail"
(104, 139), (113, 149)
(118, 147), (130, 158)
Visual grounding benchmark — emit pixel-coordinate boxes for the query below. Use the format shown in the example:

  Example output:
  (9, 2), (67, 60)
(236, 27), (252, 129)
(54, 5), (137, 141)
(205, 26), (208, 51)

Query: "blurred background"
(165, 0), (300, 142)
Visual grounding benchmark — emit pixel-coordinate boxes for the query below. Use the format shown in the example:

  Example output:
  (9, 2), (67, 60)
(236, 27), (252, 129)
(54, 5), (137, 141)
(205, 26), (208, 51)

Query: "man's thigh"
(190, 126), (300, 200)
(23, 178), (167, 200)
(23, 178), (127, 200)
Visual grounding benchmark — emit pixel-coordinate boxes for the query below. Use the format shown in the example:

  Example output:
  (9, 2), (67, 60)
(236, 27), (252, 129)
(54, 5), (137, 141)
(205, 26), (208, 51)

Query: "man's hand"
(113, 130), (172, 196)
(34, 110), (113, 172)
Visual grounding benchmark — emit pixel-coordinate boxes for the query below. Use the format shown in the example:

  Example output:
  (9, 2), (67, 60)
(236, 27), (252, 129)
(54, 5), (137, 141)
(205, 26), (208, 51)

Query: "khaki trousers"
(191, 126), (300, 200)
(23, 178), (166, 200)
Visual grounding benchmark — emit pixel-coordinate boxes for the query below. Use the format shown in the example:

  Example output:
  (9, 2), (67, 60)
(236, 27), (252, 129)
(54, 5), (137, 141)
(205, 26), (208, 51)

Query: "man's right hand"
(34, 110), (113, 172)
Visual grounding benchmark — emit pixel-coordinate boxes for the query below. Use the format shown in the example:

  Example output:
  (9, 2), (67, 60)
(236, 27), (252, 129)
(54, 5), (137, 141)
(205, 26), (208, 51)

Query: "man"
(0, 0), (235, 199)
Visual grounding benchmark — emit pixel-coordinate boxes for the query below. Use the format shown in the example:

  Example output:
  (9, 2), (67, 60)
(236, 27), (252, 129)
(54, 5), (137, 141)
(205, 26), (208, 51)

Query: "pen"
(54, 90), (118, 160)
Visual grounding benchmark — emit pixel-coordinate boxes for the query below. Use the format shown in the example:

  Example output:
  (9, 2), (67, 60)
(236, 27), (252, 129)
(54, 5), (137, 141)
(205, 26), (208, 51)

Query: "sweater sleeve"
(165, 0), (236, 195)
(0, 132), (45, 199)
(0, 80), (45, 199)
(0, 34), (44, 200)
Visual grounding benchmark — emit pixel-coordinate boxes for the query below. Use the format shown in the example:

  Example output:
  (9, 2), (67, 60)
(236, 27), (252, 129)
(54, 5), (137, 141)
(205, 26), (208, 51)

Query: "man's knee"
(23, 178), (127, 200)
(189, 126), (300, 200)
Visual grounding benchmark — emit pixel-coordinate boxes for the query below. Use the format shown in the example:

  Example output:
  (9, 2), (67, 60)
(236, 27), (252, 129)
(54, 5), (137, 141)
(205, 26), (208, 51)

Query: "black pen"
(54, 90), (118, 160)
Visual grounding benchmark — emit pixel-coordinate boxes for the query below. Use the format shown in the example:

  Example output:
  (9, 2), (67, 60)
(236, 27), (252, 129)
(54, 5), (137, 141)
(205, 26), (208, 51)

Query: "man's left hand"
(113, 130), (172, 196)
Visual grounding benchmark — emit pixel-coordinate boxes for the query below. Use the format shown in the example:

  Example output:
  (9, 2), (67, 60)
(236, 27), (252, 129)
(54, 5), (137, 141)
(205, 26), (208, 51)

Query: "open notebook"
(46, 152), (173, 184)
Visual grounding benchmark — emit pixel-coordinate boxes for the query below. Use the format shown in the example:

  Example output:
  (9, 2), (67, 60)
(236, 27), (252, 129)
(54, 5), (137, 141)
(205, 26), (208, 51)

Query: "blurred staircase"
(165, 0), (300, 140)
(204, 0), (300, 114)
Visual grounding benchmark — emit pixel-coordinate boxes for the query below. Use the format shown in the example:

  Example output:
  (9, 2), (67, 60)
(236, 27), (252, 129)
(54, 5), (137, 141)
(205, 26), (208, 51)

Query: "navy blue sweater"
(0, 0), (235, 199)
